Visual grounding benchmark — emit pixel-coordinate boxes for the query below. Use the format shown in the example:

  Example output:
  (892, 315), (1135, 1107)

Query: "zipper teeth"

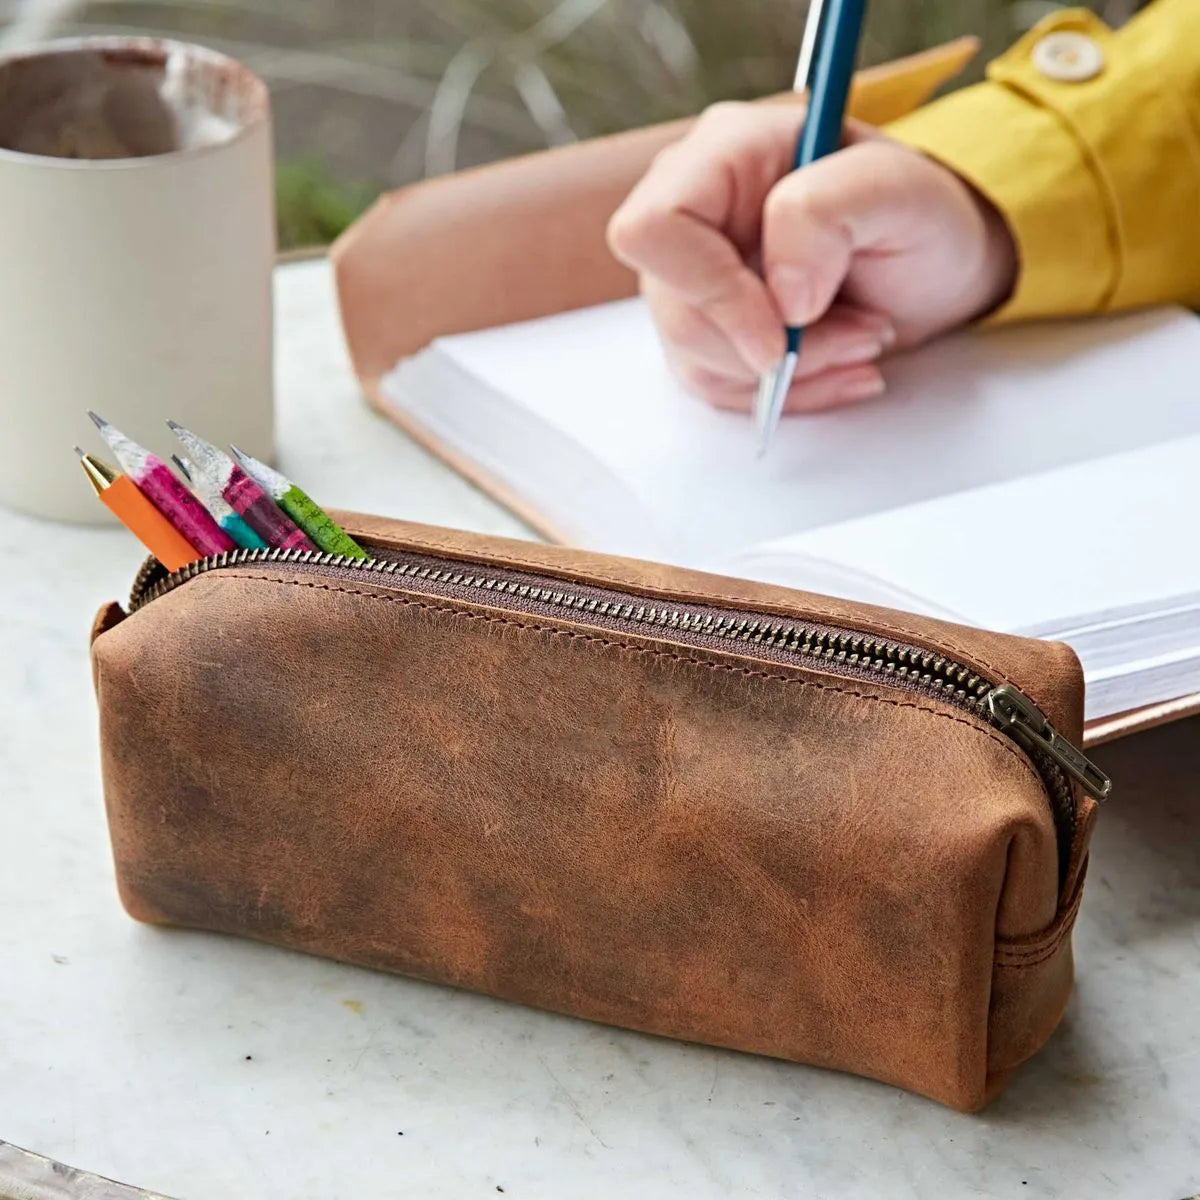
(129, 544), (1112, 867)
(129, 554), (162, 607)
(130, 547), (993, 707)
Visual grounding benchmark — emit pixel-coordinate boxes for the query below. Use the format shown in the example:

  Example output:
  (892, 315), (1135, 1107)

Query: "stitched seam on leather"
(993, 890), (1084, 967)
(995, 928), (1074, 963)
(994, 916), (1078, 962)
(992, 937), (1072, 970)
(220, 571), (1046, 791)
(353, 529), (1080, 771)
(382, 530), (996, 654)
(346, 528), (1065, 711)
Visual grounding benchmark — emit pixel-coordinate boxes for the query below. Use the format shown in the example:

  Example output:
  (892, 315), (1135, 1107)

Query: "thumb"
(762, 139), (915, 328)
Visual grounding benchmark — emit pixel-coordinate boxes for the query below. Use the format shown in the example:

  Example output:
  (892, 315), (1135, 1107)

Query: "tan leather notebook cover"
(331, 38), (1200, 747)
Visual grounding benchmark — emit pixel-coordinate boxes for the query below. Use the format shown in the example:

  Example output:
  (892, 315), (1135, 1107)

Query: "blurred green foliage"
(275, 156), (379, 250)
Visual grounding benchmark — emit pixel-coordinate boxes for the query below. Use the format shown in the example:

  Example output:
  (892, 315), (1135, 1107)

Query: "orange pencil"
(77, 449), (202, 572)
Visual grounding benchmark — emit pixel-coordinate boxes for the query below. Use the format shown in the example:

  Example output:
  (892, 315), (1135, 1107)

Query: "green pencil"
(229, 447), (367, 559)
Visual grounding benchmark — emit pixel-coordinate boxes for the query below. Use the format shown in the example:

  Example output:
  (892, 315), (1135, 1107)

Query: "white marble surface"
(2, 260), (1197, 1200)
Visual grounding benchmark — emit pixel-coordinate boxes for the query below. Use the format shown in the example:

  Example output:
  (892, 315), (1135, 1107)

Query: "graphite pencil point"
(168, 421), (315, 552)
(230, 446), (367, 559)
(86, 416), (235, 555)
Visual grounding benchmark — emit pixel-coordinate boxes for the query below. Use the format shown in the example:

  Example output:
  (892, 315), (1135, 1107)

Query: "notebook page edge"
(378, 345), (671, 560)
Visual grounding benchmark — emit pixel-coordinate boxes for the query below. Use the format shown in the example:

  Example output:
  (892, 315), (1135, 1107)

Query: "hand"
(607, 101), (1018, 414)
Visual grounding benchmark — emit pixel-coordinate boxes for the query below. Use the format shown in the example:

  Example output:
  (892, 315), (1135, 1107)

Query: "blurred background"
(0, 0), (1142, 249)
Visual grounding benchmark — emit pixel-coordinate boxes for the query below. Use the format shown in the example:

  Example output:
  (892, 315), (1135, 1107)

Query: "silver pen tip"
(754, 352), (799, 457)
(754, 368), (781, 458)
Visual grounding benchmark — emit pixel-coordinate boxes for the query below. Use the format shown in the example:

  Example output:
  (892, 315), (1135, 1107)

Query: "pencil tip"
(165, 419), (183, 431)
(72, 445), (86, 458)
(170, 454), (192, 481)
(86, 410), (107, 430)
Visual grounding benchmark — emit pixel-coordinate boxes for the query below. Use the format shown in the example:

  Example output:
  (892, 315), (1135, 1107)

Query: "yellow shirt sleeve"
(886, 0), (1200, 322)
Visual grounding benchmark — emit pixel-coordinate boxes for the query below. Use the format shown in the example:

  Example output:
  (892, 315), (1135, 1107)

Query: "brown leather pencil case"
(90, 513), (1107, 1111)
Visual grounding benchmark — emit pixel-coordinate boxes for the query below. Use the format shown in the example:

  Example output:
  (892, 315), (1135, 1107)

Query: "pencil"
(77, 449), (201, 572)
(87, 412), (236, 557)
(172, 455), (268, 551)
(230, 446), (367, 559)
(167, 422), (316, 552)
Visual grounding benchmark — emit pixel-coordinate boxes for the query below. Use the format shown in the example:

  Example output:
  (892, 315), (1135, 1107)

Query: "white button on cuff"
(1032, 31), (1105, 82)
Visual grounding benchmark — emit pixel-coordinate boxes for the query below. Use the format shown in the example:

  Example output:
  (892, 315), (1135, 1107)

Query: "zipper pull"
(985, 685), (1112, 802)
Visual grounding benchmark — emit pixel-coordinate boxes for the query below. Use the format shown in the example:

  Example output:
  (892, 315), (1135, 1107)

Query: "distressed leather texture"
(91, 515), (1095, 1110)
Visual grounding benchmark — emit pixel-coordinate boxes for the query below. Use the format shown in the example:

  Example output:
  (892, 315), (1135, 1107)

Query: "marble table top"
(2, 260), (1197, 1200)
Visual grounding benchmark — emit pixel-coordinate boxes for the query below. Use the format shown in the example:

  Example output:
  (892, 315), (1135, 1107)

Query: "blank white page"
(407, 299), (1200, 570)
(729, 435), (1200, 635)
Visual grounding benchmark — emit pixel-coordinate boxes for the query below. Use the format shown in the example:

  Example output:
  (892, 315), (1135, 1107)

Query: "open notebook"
(378, 299), (1200, 728)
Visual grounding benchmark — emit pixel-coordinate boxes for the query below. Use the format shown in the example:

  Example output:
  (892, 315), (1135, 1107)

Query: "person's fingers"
(616, 209), (782, 374)
(647, 272), (896, 400)
(790, 305), (895, 380)
(610, 107), (900, 371)
(701, 362), (886, 415)
(762, 138), (939, 330)
(608, 102), (818, 372)
(610, 102), (802, 259)
(642, 278), (755, 383)
(783, 363), (886, 412)
(663, 352), (748, 403)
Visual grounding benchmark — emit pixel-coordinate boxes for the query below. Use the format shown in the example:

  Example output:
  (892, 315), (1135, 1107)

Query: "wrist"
(970, 182), (1020, 320)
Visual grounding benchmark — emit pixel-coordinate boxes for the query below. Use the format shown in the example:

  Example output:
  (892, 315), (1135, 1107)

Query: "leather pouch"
(91, 513), (1105, 1111)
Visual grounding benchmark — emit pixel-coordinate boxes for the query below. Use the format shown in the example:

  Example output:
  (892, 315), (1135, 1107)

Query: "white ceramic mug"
(0, 37), (275, 524)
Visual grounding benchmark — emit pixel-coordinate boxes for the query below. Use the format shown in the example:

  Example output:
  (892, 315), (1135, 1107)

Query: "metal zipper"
(127, 545), (1110, 857)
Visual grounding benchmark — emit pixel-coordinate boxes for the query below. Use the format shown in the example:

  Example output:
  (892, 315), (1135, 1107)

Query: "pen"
(76, 449), (201, 572)
(754, 0), (868, 456)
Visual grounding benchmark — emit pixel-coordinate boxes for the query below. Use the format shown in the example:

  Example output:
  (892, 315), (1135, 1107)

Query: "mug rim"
(0, 35), (270, 170)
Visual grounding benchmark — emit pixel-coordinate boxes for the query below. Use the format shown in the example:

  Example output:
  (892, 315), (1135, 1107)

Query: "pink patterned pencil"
(167, 422), (315, 552)
(87, 412), (235, 557)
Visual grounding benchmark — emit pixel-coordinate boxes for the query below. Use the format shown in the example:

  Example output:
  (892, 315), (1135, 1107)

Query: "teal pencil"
(172, 455), (268, 551)
(168, 422), (315, 553)
(230, 446), (367, 559)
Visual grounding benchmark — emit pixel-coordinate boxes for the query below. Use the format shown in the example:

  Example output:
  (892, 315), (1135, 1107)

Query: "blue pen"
(754, 0), (868, 456)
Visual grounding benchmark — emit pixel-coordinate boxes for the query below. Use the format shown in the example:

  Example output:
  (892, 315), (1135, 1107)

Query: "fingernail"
(770, 266), (813, 325)
(845, 311), (896, 348)
(843, 372), (886, 402)
(830, 333), (888, 367)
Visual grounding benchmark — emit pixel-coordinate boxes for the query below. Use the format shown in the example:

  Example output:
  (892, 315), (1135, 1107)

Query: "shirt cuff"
(888, 84), (1108, 321)
(886, 13), (1117, 323)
